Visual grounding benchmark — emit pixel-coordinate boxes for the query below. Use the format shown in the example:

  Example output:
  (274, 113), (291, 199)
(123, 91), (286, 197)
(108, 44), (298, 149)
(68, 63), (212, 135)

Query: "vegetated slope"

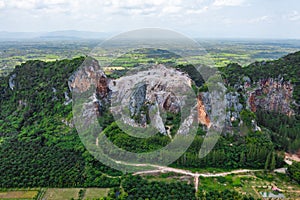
(0, 57), (121, 188)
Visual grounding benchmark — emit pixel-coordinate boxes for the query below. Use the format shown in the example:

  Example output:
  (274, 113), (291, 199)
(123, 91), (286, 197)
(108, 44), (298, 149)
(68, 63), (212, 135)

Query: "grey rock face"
(9, 74), (16, 90)
(64, 91), (72, 105)
(129, 83), (147, 117)
(200, 91), (243, 129)
(225, 92), (243, 127)
(110, 64), (192, 135)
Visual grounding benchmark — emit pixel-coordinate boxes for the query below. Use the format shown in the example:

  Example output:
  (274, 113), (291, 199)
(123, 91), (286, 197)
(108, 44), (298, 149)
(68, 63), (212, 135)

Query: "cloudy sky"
(0, 0), (299, 38)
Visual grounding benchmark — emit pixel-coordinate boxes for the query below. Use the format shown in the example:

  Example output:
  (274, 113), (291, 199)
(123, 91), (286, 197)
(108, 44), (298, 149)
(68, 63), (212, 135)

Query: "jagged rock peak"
(68, 58), (109, 98)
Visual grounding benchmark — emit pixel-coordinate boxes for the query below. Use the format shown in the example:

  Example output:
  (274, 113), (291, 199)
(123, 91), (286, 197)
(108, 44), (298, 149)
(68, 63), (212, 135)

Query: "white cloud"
(213, 0), (245, 7)
(2, 0), (74, 10)
(248, 15), (271, 23)
(0, 0), (5, 9)
(285, 11), (300, 21)
(0, 0), (207, 18)
(8, 0), (38, 9)
(222, 18), (233, 24)
(186, 6), (208, 14)
(128, 7), (157, 16)
(1, 0), (300, 39)
(162, 6), (182, 14)
(151, 0), (165, 6)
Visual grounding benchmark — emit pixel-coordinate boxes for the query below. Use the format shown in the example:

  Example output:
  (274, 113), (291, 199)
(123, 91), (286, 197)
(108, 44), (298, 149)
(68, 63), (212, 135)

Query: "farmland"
(1, 39), (300, 77)
(0, 188), (110, 200)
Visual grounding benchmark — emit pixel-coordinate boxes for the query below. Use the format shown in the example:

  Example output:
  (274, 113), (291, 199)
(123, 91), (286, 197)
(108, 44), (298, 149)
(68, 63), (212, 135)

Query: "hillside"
(0, 57), (121, 188)
(0, 51), (299, 192)
(220, 51), (300, 152)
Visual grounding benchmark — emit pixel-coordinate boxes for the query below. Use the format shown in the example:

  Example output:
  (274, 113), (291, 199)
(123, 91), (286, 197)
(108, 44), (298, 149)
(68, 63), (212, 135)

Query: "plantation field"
(0, 190), (38, 199)
(0, 188), (110, 200)
(83, 188), (110, 200)
(41, 188), (110, 200)
(42, 188), (81, 200)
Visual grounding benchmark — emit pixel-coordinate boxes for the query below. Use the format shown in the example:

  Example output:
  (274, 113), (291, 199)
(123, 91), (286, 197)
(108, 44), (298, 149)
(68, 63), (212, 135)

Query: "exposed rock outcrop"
(9, 74), (16, 90)
(109, 64), (193, 134)
(197, 93), (211, 128)
(68, 59), (295, 135)
(225, 92), (243, 127)
(51, 87), (58, 101)
(196, 91), (245, 130)
(68, 59), (110, 126)
(246, 78), (294, 116)
(96, 75), (110, 99)
(163, 93), (180, 113)
(68, 59), (109, 96)
(64, 91), (72, 105)
(129, 83), (147, 118)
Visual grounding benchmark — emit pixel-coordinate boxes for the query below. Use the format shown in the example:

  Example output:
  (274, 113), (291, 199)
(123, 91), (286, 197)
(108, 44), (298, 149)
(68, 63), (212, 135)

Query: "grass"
(0, 190), (38, 199)
(83, 188), (110, 200)
(42, 188), (81, 200)
(41, 188), (110, 200)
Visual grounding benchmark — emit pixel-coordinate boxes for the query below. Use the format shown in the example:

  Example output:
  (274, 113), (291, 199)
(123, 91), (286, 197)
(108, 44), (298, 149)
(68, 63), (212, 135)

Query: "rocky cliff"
(194, 77), (296, 132)
(68, 59), (111, 125)
(68, 62), (214, 135)
(245, 78), (294, 116)
(67, 58), (298, 135)
(108, 64), (192, 135)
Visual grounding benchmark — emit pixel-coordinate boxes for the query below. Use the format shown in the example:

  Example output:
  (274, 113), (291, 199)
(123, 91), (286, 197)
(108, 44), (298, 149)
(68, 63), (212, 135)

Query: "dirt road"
(122, 162), (262, 192)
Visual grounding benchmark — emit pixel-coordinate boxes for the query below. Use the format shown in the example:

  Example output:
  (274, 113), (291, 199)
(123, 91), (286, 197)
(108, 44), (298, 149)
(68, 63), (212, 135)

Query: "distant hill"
(0, 30), (111, 40)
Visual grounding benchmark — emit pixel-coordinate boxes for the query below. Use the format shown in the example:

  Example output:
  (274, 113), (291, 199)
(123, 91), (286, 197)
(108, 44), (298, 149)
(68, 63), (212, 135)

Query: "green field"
(42, 188), (110, 200)
(42, 188), (81, 200)
(0, 188), (110, 200)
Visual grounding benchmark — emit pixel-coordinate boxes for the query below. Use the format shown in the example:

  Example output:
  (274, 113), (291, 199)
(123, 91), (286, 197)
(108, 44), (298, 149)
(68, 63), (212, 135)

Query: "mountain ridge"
(0, 30), (111, 40)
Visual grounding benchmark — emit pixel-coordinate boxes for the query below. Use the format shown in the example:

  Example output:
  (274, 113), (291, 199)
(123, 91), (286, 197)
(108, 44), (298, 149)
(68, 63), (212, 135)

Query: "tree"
(264, 152), (271, 171)
(270, 152), (276, 171)
(240, 151), (245, 166)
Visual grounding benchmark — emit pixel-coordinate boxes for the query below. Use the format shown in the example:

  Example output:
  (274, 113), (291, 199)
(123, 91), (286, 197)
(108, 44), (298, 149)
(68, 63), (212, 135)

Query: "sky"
(0, 0), (300, 38)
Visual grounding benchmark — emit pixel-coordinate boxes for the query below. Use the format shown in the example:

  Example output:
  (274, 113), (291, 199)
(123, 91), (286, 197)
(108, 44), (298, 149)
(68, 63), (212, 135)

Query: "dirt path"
(137, 167), (261, 192)
(251, 186), (262, 198)
(124, 162), (262, 192)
